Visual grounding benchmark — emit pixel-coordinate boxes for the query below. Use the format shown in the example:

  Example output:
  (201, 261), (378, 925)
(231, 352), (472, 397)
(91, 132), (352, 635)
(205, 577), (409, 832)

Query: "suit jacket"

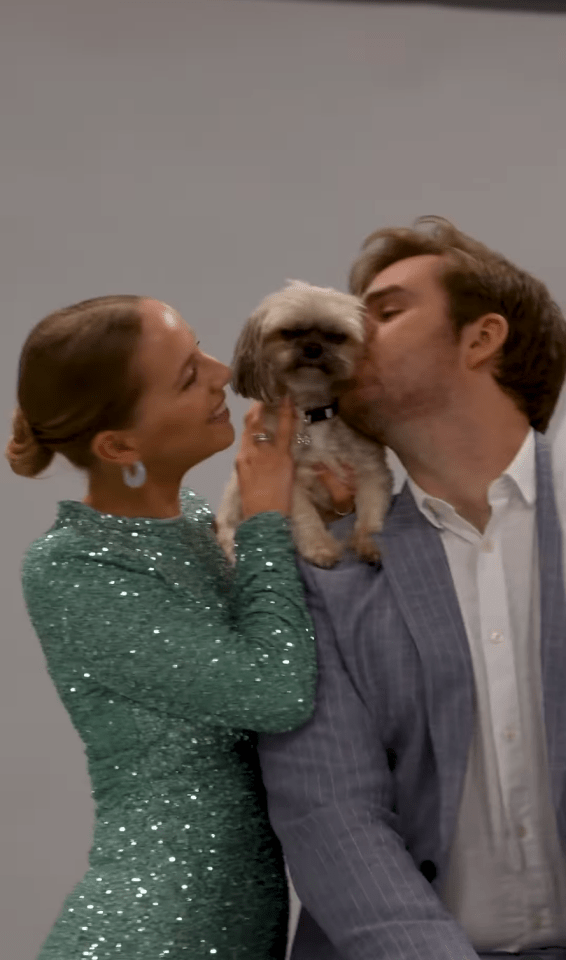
(258, 432), (566, 960)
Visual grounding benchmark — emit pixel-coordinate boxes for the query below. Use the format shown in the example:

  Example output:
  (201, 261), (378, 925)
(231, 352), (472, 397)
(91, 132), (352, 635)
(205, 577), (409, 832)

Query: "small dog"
(215, 280), (393, 568)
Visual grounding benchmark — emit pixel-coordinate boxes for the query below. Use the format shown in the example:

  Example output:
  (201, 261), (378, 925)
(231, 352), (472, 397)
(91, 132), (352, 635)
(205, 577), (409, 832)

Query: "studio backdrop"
(2, 1), (566, 959)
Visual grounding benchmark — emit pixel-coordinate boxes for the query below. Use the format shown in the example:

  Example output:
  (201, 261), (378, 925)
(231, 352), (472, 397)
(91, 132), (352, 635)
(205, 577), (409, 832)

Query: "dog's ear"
(230, 308), (277, 402)
(285, 278), (308, 288)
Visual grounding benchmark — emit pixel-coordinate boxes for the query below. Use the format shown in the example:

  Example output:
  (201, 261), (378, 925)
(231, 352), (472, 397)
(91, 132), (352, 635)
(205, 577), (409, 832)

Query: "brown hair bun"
(5, 407), (54, 477)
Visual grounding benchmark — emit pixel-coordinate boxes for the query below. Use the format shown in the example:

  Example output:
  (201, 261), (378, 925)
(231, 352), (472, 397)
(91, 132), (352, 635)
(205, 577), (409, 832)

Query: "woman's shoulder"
(20, 501), (145, 588)
(22, 509), (105, 582)
(21, 520), (87, 611)
(179, 488), (214, 525)
(21, 492), (217, 597)
(21, 492), (217, 584)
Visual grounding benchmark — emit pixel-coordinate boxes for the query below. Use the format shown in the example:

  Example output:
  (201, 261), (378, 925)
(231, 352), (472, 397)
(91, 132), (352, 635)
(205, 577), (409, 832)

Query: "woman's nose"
(219, 361), (232, 386)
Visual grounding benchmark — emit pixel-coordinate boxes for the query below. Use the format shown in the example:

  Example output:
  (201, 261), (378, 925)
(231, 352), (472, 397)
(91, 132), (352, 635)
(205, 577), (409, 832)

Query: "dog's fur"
(215, 280), (393, 568)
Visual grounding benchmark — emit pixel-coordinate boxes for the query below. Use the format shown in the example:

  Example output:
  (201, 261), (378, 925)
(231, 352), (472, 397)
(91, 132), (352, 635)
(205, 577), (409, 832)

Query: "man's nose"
(363, 311), (374, 339)
(363, 314), (379, 350)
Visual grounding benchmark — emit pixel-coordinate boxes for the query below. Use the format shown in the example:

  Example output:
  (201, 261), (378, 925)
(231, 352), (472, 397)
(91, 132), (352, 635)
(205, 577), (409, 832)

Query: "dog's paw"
(298, 539), (343, 568)
(215, 528), (237, 566)
(348, 529), (381, 565)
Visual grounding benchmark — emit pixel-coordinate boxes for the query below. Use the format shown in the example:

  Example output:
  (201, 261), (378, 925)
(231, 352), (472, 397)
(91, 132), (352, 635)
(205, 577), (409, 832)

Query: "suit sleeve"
(22, 512), (316, 732)
(258, 559), (480, 960)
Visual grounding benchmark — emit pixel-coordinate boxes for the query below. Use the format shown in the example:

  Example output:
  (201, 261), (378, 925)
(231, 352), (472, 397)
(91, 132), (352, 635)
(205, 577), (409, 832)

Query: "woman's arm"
(22, 511), (316, 732)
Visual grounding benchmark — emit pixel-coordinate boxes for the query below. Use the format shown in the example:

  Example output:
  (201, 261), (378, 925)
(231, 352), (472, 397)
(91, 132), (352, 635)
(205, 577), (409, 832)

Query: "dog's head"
(230, 280), (365, 404)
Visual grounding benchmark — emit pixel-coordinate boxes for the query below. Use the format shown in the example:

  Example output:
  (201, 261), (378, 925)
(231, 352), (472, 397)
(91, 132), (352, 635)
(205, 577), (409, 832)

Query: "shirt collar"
(407, 476), (444, 528)
(491, 427), (535, 507)
(407, 428), (536, 529)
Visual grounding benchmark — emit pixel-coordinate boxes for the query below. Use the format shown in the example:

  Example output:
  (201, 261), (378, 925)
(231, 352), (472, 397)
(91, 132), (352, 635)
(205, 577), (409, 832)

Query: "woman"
(5, 294), (351, 960)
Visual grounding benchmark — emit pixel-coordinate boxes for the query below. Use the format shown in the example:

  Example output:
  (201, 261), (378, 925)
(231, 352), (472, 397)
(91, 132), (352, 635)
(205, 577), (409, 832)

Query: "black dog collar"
(303, 398), (339, 424)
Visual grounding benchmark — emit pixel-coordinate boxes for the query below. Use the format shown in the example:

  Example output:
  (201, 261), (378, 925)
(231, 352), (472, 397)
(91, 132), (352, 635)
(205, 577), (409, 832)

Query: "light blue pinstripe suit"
(258, 433), (566, 960)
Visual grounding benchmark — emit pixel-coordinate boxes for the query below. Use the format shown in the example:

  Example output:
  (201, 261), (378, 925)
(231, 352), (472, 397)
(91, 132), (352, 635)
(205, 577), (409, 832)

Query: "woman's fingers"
(236, 399), (296, 519)
(239, 406), (356, 516)
(240, 402), (269, 455)
(243, 401), (265, 431)
(274, 395), (298, 449)
(241, 397), (297, 452)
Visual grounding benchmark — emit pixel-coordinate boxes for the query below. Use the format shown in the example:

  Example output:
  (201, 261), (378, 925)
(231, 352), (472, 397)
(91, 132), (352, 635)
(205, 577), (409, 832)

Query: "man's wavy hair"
(349, 216), (566, 433)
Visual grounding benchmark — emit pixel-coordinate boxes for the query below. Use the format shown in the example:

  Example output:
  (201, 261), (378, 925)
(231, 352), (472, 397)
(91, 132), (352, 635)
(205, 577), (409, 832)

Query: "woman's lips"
(209, 401), (230, 422)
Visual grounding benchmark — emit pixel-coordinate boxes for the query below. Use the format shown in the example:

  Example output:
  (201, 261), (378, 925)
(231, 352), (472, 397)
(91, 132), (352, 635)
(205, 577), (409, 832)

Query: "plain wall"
(2, 1), (566, 957)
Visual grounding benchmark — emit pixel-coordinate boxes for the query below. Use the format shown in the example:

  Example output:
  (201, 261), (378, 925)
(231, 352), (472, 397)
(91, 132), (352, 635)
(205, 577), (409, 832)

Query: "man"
(258, 217), (566, 960)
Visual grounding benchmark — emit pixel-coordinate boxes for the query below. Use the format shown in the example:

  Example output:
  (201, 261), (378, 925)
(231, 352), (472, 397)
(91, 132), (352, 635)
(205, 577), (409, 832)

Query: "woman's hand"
(237, 397), (298, 519)
(313, 462), (357, 522)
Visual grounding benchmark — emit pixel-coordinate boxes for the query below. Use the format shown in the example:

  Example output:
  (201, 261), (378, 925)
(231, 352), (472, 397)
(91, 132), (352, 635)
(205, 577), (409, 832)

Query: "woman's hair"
(6, 295), (146, 477)
(349, 216), (566, 433)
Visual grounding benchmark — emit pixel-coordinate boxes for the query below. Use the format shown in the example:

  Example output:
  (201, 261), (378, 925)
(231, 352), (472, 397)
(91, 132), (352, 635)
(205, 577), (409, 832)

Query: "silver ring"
(252, 432), (273, 444)
(334, 508), (351, 517)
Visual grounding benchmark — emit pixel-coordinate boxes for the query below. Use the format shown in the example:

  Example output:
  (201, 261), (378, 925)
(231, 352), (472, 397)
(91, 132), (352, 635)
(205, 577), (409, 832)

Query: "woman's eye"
(380, 309), (400, 320)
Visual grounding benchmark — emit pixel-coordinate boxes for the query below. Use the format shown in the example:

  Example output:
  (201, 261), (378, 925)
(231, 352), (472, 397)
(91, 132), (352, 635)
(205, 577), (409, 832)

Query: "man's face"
(338, 254), (463, 444)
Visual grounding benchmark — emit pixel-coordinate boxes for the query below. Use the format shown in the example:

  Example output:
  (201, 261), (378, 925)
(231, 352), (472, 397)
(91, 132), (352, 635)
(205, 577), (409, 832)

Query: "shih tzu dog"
(215, 280), (393, 568)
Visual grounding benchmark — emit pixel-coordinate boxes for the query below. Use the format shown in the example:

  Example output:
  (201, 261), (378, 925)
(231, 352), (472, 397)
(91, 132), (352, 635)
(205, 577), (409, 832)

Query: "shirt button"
(490, 631), (504, 643)
(481, 539), (494, 552)
(517, 824), (528, 839)
(503, 727), (517, 741)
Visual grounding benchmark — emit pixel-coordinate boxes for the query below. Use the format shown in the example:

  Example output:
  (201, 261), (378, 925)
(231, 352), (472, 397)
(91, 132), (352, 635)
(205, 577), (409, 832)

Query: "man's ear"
(464, 313), (508, 371)
(90, 430), (139, 467)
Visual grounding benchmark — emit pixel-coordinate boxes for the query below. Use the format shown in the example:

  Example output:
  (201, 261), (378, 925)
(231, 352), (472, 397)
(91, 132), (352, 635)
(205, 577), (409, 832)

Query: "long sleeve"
(22, 510), (316, 733)
(258, 559), (480, 960)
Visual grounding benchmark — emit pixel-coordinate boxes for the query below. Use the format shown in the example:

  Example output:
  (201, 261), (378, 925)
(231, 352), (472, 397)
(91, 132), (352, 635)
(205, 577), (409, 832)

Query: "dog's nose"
(303, 341), (323, 360)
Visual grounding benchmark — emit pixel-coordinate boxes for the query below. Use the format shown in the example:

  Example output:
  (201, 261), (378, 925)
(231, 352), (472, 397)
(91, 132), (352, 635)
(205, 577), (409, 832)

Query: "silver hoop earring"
(122, 461), (147, 489)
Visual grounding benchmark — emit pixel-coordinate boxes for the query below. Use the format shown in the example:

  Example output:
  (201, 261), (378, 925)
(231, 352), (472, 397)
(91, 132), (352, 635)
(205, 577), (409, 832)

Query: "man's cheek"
(354, 355), (381, 387)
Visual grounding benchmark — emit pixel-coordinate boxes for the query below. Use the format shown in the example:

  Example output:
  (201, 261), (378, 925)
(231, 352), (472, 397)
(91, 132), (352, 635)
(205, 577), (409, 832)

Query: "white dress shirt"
(407, 429), (566, 952)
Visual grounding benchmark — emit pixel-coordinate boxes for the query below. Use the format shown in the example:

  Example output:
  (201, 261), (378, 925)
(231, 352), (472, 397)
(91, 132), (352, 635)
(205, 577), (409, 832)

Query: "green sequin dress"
(22, 489), (316, 960)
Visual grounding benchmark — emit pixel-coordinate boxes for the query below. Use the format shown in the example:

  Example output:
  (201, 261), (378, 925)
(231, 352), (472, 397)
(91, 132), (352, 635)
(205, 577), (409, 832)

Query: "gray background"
(2, 1), (566, 957)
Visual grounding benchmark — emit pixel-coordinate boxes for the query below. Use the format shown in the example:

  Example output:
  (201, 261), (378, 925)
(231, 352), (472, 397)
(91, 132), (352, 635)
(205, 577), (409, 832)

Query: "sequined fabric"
(22, 490), (316, 960)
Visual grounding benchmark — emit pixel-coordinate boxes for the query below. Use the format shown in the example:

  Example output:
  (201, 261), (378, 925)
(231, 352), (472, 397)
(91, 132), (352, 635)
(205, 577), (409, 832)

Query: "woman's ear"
(90, 431), (138, 467)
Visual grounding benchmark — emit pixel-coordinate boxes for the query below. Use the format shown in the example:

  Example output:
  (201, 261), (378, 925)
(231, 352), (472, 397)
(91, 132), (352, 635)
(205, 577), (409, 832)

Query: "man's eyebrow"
(363, 284), (411, 305)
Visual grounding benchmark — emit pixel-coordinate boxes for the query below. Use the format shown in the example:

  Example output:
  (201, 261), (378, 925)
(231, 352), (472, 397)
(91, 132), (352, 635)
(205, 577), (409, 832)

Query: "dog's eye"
(280, 329), (304, 340)
(324, 332), (347, 344)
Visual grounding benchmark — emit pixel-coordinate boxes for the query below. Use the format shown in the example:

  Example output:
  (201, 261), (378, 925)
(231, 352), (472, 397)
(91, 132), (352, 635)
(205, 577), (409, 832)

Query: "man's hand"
(312, 462), (356, 522)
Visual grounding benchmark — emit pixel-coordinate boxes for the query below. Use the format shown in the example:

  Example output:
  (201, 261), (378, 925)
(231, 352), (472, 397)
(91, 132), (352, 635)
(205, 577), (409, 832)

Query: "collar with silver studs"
(295, 398), (339, 446)
(303, 398), (339, 424)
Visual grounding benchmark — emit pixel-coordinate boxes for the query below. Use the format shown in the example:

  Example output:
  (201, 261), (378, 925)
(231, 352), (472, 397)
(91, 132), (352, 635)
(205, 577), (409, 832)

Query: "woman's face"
(125, 298), (234, 479)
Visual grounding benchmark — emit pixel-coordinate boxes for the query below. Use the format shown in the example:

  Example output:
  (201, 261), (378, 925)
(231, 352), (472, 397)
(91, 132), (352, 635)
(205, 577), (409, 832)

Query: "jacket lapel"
(535, 432), (566, 842)
(378, 486), (474, 859)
